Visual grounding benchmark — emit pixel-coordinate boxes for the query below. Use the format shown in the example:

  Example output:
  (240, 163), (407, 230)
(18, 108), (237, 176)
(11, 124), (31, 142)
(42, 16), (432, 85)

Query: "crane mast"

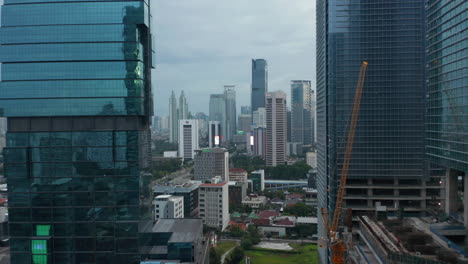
(321, 61), (368, 264)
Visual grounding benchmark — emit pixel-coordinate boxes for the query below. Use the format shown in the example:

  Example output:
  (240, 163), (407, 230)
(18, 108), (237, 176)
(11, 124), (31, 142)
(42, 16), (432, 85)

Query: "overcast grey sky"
(152, 0), (316, 116)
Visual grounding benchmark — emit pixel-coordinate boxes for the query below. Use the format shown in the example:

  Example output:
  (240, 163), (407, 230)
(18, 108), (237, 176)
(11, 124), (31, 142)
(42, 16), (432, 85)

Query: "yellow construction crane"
(321, 61), (368, 264)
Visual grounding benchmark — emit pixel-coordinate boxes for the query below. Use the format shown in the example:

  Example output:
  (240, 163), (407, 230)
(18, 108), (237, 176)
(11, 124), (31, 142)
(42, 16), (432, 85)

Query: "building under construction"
(350, 215), (468, 264)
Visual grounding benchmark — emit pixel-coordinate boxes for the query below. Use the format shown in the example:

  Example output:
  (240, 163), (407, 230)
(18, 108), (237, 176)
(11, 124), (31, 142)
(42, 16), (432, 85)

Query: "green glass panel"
(36, 225), (51, 236)
(32, 254), (47, 264)
(31, 240), (47, 254)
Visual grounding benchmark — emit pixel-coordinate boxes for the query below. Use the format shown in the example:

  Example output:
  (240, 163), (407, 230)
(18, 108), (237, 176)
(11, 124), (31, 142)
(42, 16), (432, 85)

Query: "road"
(220, 237), (317, 244)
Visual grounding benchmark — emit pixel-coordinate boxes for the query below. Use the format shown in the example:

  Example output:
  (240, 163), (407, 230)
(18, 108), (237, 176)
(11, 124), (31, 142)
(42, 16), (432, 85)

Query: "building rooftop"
(154, 181), (201, 193)
(155, 195), (172, 199)
(200, 182), (227, 187)
(150, 218), (203, 243)
(229, 168), (247, 173)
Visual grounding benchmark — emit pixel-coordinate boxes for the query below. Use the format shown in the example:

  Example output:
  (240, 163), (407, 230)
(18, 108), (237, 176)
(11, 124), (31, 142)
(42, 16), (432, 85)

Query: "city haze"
(153, 0), (316, 115)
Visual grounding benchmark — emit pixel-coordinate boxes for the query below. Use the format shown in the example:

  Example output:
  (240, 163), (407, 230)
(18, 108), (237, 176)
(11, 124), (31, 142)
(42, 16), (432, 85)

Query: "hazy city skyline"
(153, 0), (316, 115)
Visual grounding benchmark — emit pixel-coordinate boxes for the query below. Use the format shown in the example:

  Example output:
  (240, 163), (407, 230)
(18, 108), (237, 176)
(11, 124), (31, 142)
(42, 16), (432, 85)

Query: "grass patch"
(241, 243), (318, 264)
(216, 241), (238, 256)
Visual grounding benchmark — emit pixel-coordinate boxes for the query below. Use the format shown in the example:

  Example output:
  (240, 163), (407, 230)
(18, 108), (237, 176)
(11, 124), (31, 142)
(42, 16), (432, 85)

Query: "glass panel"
(2, 2), (148, 26)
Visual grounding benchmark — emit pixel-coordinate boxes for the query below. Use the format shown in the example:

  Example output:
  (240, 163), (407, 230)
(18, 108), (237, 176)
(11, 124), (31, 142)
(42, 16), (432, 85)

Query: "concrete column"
(464, 174), (468, 227)
(445, 169), (458, 214)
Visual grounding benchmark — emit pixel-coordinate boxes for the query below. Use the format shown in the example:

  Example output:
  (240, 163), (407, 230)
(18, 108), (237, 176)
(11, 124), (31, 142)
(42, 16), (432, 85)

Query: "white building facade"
(178, 119), (199, 159)
(154, 195), (184, 220)
(199, 179), (229, 231)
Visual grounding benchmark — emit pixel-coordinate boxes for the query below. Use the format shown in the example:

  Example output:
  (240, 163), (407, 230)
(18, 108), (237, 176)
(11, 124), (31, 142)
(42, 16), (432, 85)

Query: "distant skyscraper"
(195, 112), (208, 138)
(317, 1), (427, 262)
(253, 127), (266, 158)
(169, 91), (179, 143)
(287, 109), (292, 142)
(252, 107), (266, 128)
(179, 90), (189, 120)
(209, 121), (222, 148)
(291, 80), (313, 145)
(153, 115), (161, 131)
(209, 94), (226, 141)
(161, 115), (170, 130)
(241, 106), (251, 115)
(251, 59), (268, 114)
(224, 85), (237, 141)
(178, 119), (199, 159)
(266, 91), (287, 166)
(238, 114), (252, 133)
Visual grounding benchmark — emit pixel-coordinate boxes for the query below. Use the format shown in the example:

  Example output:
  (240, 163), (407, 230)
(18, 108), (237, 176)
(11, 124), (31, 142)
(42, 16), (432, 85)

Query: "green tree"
(209, 247), (221, 264)
(246, 225), (261, 244)
(226, 247), (245, 264)
(240, 237), (253, 250)
(228, 225), (246, 238)
(284, 203), (314, 217)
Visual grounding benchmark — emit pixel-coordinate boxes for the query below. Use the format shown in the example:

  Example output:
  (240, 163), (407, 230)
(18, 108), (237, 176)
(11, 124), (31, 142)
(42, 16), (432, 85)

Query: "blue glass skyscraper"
(251, 59), (268, 114)
(0, 0), (154, 263)
(426, 0), (467, 224)
(316, 1), (427, 262)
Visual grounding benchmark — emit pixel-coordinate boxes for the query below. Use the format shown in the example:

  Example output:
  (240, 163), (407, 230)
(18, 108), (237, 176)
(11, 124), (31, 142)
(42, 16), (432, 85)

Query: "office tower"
(224, 85), (237, 141)
(153, 181), (201, 217)
(153, 116), (161, 132)
(241, 106), (251, 115)
(178, 90), (189, 120)
(209, 94), (226, 142)
(287, 110), (292, 142)
(253, 127), (266, 158)
(250, 170), (265, 193)
(266, 91), (287, 166)
(169, 91), (179, 143)
(229, 168), (248, 183)
(193, 148), (229, 182)
(153, 195), (184, 220)
(194, 112), (208, 139)
(426, 1), (468, 223)
(306, 152), (317, 169)
(178, 119), (199, 160)
(161, 115), (169, 131)
(0, 0), (154, 262)
(251, 59), (268, 113)
(252, 107), (266, 128)
(291, 80), (314, 145)
(198, 176), (230, 231)
(238, 114), (252, 133)
(317, 1), (427, 262)
(208, 121), (222, 148)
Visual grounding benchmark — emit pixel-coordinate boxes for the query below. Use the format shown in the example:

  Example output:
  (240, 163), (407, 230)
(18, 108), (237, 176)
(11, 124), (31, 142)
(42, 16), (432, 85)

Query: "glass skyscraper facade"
(291, 80), (314, 145)
(426, 0), (468, 172)
(316, 1), (426, 262)
(224, 85), (237, 141)
(0, 0), (154, 263)
(251, 59), (268, 114)
(209, 94), (227, 142)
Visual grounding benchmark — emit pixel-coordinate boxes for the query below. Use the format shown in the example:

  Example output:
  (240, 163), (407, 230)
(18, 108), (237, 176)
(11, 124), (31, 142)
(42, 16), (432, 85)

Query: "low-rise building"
(154, 195), (184, 220)
(229, 168), (248, 183)
(228, 181), (247, 208)
(154, 181), (201, 217)
(250, 170), (265, 193)
(199, 177), (230, 231)
(163, 151), (178, 158)
(242, 195), (267, 209)
(140, 218), (206, 263)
